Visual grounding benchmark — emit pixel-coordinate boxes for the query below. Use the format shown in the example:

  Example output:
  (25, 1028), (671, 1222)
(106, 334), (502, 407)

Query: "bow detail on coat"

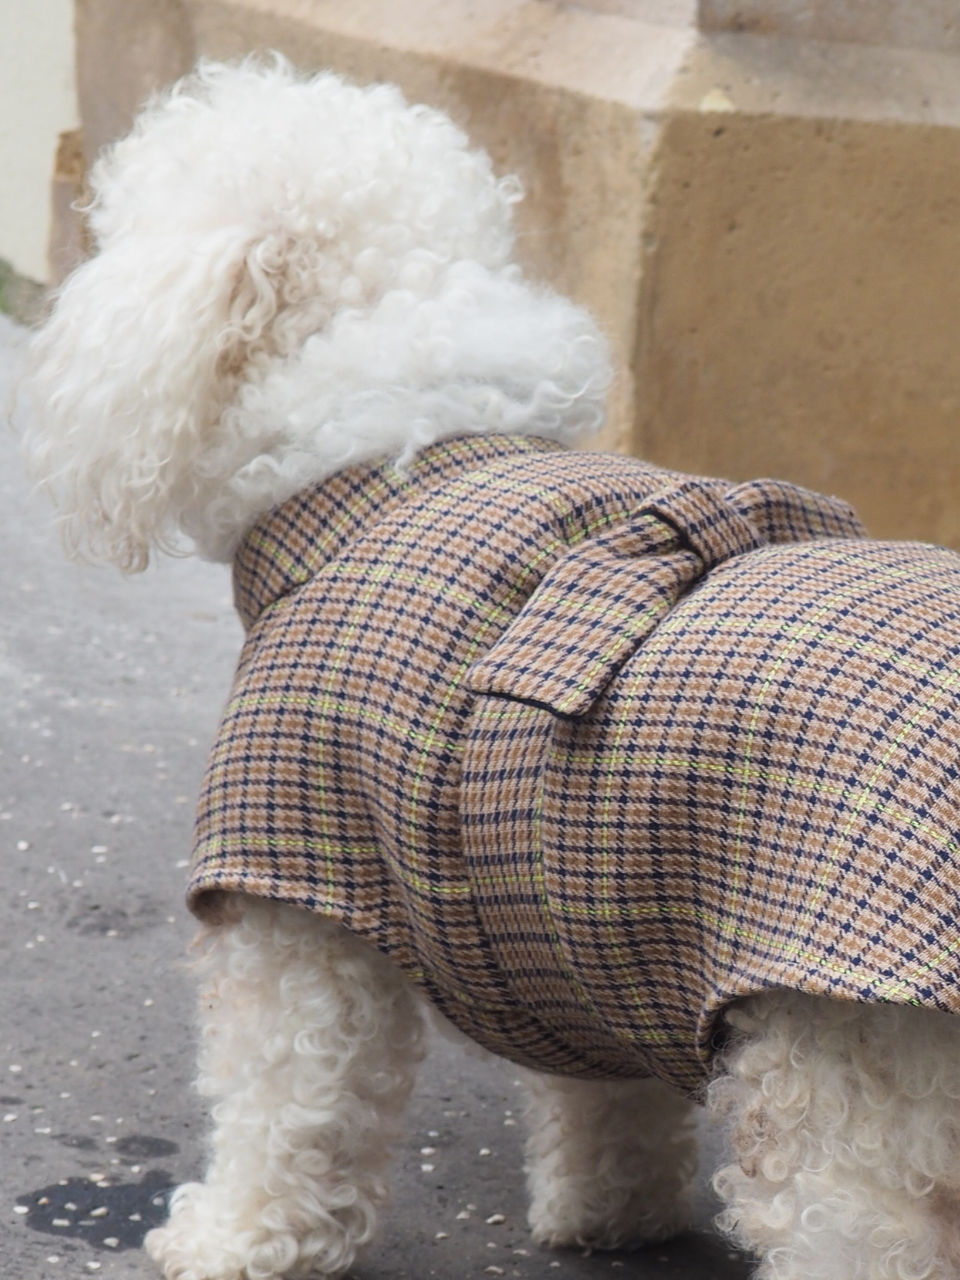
(465, 476), (866, 719)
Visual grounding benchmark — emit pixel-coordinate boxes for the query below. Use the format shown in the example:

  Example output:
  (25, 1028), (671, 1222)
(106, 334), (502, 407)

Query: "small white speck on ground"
(90, 1207), (108, 1218)
(486, 1214), (505, 1224)
(104, 1237), (119, 1248)
(456, 1210), (470, 1220)
(13, 1205), (28, 1215)
(46, 1256), (60, 1263)
(420, 1163), (435, 1172)
(85, 1263), (101, 1272)
(435, 1231), (448, 1239)
(16, 840), (29, 851)
(479, 1148), (492, 1156)
(144, 999), (154, 1007)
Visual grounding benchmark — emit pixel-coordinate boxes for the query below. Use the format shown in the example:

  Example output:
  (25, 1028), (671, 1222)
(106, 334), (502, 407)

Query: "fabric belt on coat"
(466, 477), (865, 718)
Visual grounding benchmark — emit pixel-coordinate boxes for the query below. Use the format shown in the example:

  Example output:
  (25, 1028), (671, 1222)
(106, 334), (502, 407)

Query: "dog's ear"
(23, 219), (289, 572)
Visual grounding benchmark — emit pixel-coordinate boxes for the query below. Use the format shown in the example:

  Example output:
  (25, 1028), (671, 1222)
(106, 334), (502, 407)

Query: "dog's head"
(24, 57), (610, 569)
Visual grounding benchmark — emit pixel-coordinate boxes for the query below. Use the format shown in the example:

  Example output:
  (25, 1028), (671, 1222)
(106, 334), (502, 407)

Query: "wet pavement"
(0, 312), (751, 1280)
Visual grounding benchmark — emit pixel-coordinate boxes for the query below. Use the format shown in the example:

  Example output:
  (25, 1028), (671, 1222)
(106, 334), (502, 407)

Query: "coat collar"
(231, 433), (563, 630)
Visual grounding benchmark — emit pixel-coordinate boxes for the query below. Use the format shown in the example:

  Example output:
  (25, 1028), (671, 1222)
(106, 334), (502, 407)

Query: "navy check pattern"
(189, 434), (960, 1094)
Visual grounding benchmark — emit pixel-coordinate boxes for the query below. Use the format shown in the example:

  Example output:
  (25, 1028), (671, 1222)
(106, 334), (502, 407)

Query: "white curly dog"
(24, 58), (960, 1280)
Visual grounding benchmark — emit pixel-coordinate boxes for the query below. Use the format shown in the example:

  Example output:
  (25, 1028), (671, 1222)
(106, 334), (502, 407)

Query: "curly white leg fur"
(710, 991), (960, 1280)
(146, 898), (425, 1280)
(520, 1070), (698, 1249)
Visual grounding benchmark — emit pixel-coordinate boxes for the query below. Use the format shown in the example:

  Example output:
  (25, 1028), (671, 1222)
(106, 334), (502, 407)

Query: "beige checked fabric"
(189, 433), (960, 1095)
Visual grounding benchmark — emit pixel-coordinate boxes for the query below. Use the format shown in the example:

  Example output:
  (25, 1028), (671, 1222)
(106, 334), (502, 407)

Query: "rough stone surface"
(635, 103), (960, 546)
(0, 315), (745, 1279)
(698, 0), (960, 52)
(74, 0), (195, 169)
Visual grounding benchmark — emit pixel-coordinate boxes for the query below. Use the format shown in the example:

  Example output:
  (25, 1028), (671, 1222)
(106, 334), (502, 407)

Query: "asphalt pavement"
(0, 312), (750, 1280)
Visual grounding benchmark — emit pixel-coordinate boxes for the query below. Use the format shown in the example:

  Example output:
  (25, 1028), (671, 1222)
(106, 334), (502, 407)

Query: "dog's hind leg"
(710, 990), (960, 1280)
(145, 897), (425, 1280)
(520, 1070), (698, 1250)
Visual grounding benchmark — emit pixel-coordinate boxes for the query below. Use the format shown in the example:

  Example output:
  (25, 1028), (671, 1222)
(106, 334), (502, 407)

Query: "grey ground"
(0, 313), (750, 1280)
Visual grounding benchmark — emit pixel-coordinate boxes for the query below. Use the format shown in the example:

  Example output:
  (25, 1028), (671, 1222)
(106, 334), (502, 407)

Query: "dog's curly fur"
(24, 56), (960, 1280)
(24, 57), (607, 570)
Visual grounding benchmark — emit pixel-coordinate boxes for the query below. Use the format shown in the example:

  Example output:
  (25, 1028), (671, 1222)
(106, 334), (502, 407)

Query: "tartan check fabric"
(189, 433), (960, 1095)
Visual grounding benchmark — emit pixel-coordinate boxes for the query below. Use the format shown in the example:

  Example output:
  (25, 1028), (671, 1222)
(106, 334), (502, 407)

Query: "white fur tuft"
(23, 56), (610, 569)
(710, 991), (960, 1280)
(521, 1070), (697, 1249)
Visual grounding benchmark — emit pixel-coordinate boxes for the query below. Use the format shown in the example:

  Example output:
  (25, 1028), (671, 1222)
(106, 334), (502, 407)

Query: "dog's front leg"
(520, 1071), (698, 1250)
(146, 898), (425, 1280)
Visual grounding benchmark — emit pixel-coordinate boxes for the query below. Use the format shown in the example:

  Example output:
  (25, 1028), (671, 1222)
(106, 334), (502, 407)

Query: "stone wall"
(0, 0), (78, 286)
(69, 0), (960, 545)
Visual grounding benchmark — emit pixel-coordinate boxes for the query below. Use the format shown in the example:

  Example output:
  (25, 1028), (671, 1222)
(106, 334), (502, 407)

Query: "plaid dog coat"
(189, 434), (960, 1095)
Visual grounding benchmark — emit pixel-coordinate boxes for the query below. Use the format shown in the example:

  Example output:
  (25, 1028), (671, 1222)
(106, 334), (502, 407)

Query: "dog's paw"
(145, 1183), (249, 1280)
(145, 1179), (364, 1280)
(145, 1182), (300, 1280)
(528, 1184), (689, 1252)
